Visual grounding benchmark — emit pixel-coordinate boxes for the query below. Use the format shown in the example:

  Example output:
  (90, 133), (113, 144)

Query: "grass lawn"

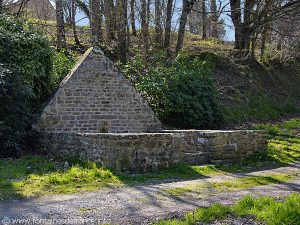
(0, 119), (299, 200)
(155, 193), (300, 225)
(162, 172), (296, 196)
(0, 158), (223, 200)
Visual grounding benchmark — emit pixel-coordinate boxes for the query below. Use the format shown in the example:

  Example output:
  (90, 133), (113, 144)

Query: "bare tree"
(117, 0), (127, 62)
(154, 0), (162, 46)
(141, 0), (148, 60)
(176, 0), (197, 53)
(130, 0), (137, 36)
(188, 1), (201, 34)
(104, 0), (115, 42)
(90, 0), (102, 46)
(71, 0), (80, 46)
(210, 0), (218, 38)
(75, 0), (90, 17)
(201, 0), (207, 39)
(56, 0), (67, 50)
(164, 0), (173, 49)
(0, 0), (3, 13)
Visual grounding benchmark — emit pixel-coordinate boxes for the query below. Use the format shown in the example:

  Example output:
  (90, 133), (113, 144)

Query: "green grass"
(253, 118), (300, 164)
(0, 118), (299, 200)
(155, 193), (300, 225)
(121, 164), (223, 185)
(0, 157), (121, 200)
(253, 118), (300, 136)
(162, 119), (300, 197)
(214, 119), (300, 174)
(163, 172), (295, 196)
(0, 157), (223, 200)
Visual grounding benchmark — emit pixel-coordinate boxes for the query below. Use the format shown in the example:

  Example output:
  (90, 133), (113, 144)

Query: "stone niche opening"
(36, 48), (267, 173)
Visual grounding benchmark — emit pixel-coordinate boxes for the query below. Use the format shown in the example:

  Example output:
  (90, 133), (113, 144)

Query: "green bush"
(135, 53), (222, 128)
(52, 51), (76, 85)
(0, 14), (54, 104)
(0, 65), (33, 157)
(0, 15), (55, 157)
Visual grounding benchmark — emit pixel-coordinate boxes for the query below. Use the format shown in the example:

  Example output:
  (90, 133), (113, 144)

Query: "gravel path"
(0, 164), (299, 225)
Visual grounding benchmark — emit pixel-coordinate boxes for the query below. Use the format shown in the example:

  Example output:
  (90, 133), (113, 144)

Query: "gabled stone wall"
(36, 48), (162, 133)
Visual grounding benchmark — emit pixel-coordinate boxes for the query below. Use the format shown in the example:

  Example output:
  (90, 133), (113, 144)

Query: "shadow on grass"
(0, 156), (214, 201)
(0, 180), (24, 200)
(1, 128), (299, 201)
(212, 153), (286, 174)
(117, 163), (214, 186)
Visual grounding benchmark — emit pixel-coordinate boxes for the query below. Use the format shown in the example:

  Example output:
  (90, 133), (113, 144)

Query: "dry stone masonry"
(36, 47), (267, 172)
(37, 47), (162, 133)
(39, 130), (267, 172)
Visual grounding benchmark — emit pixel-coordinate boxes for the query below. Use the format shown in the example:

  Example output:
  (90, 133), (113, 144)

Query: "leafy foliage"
(134, 53), (223, 128)
(0, 15), (56, 157)
(0, 66), (33, 157)
(52, 50), (76, 85)
(0, 14), (54, 103)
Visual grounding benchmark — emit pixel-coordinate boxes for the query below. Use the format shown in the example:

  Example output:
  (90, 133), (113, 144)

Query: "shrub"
(52, 51), (76, 86)
(0, 65), (33, 157)
(0, 14), (54, 104)
(135, 53), (223, 128)
(0, 15), (55, 157)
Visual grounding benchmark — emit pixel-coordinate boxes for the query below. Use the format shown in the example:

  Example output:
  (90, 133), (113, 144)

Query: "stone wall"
(36, 48), (162, 133)
(163, 130), (267, 165)
(38, 130), (267, 172)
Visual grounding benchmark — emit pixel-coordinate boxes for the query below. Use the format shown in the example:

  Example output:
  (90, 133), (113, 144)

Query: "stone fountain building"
(37, 48), (162, 134)
(36, 48), (267, 172)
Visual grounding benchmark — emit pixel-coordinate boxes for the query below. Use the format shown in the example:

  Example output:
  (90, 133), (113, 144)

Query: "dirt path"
(1, 164), (299, 225)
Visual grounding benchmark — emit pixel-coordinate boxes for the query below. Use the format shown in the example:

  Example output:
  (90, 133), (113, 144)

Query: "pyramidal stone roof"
(37, 47), (162, 133)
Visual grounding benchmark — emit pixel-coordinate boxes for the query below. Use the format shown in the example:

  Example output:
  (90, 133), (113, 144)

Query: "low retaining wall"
(38, 130), (267, 172)
(163, 130), (267, 165)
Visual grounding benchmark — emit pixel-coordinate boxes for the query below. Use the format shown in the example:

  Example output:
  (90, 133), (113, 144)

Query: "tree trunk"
(56, 0), (67, 50)
(240, 0), (255, 54)
(250, 33), (258, 58)
(164, 0), (173, 49)
(230, 0), (255, 55)
(188, 1), (201, 34)
(229, 0), (242, 49)
(147, 0), (151, 32)
(176, 0), (196, 53)
(130, 0), (137, 36)
(141, 0), (148, 61)
(277, 36), (282, 51)
(210, 0), (218, 38)
(260, 28), (267, 60)
(117, 0), (127, 62)
(71, 0), (80, 46)
(0, 0), (3, 14)
(202, 0), (207, 39)
(154, 0), (162, 46)
(127, 23), (130, 51)
(104, 0), (115, 42)
(90, 0), (102, 46)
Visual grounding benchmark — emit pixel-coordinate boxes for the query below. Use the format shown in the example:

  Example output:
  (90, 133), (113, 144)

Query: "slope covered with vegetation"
(118, 45), (300, 128)
(213, 53), (300, 125)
